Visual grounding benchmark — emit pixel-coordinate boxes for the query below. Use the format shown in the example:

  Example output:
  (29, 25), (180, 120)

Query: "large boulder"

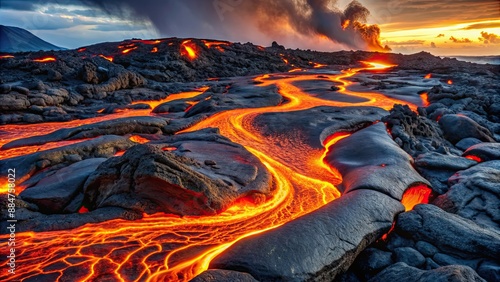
(396, 204), (500, 260)
(433, 161), (500, 228)
(439, 114), (494, 144)
(84, 129), (272, 216)
(369, 262), (485, 282)
(20, 158), (106, 214)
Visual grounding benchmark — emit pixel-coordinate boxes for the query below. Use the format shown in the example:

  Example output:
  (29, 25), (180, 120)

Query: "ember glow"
(99, 54), (114, 62)
(447, 80), (453, 85)
(181, 40), (197, 60)
(0, 62), (421, 281)
(0, 54), (14, 59)
(122, 46), (138, 54)
(401, 185), (432, 211)
(32, 57), (56, 63)
(424, 73), (432, 79)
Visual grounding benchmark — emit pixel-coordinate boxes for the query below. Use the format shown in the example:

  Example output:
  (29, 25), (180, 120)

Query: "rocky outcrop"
(84, 129), (272, 216)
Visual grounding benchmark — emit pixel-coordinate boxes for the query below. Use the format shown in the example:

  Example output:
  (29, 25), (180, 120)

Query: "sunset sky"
(0, 0), (498, 56)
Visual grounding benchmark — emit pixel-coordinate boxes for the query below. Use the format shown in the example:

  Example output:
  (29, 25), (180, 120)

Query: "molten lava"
(0, 61), (421, 281)
(0, 54), (14, 59)
(77, 47), (87, 52)
(151, 47), (158, 53)
(447, 80), (453, 85)
(122, 46), (138, 54)
(360, 61), (395, 70)
(401, 185), (432, 211)
(33, 57), (56, 63)
(424, 73), (432, 79)
(420, 93), (430, 107)
(465, 155), (482, 162)
(99, 54), (114, 62)
(181, 40), (197, 60)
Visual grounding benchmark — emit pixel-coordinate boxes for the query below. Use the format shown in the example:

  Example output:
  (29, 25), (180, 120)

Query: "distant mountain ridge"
(0, 25), (65, 53)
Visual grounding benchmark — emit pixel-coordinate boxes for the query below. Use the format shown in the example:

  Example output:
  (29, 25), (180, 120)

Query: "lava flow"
(0, 62), (422, 281)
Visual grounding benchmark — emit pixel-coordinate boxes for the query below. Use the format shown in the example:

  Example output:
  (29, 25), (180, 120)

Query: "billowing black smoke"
(81, 0), (390, 51)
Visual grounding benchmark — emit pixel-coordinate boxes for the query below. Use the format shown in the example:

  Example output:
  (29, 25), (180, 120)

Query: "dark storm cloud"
(76, 0), (389, 51)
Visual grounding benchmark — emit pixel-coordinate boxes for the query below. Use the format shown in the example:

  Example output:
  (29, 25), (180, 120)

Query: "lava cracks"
(0, 63), (426, 282)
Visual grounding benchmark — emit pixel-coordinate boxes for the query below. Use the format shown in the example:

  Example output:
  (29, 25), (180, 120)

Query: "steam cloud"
(81, 0), (390, 51)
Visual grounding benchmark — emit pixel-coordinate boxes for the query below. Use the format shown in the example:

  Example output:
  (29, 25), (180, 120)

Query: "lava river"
(1, 62), (424, 281)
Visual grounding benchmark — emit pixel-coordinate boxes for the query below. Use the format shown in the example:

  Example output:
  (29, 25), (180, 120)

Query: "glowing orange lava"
(465, 155), (482, 162)
(122, 46), (138, 54)
(0, 54), (14, 59)
(77, 47), (87, 52)
(0, 62), (419, 281)
(424, 73), (432, 79)
(202, 40), (230, 48)
(447, 80), (453, 85)
(151, 47), (158, 53)
(33, 57), (56, 63)
(181, 40), (197, 60)
(313, 62), (327, 68)
(129, 135), (150, 144)
(401, 184), (432, 211)
(99, 54), (114, 62)
(420, 92), (430, 106)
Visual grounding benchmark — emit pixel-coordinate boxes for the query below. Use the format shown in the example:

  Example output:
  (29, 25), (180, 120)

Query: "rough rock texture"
(190, 269), (258, 282)
(253, 106), (387, 148)
(382, 104), (453, 157)
(209, 189), (404, 281)
(463, 143), (500, 162)
(369, 263), (486, 282)
(396, 204), (500, 260)
(19, 158), (106, 214)
(325, 122), (430, 199)
(439, 114), (495, 144)
(414, 152), (477, 194)
(433, 161), (500, 228)
(84, 129), (272, 216)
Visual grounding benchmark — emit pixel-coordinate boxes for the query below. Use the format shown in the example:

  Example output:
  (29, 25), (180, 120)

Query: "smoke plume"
(82, 0), (390, 51)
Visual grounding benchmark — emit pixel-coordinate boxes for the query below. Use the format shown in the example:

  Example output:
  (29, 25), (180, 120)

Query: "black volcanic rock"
(209, 189), (404, 281)
(439, 114), (495, 144)
(19, 158), (106, 214)
(396, 204), (500, 260)
(253, 106), (387, 149)
(414, 152), (477, 194)
(184, 84), (283, 118)
(433, 161), (500, 228)
(383, 104), (451, 157)
(2, 116), (169, 149)
(190, 269), (258, 282)
(463, 142), (500, 161)
(325, 123), (429, 199)
(84, 129), (272, 216)
(369, 262), (485, 282)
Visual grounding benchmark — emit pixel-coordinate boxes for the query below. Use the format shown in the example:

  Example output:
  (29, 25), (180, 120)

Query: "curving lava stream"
(1, 62), (425, 281)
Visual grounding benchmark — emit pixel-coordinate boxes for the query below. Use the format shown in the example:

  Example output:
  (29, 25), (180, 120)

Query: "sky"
(0, 0), (499, 56)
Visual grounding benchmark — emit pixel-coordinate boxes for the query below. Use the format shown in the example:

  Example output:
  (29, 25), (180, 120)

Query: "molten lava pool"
(0, 62), (426, 281)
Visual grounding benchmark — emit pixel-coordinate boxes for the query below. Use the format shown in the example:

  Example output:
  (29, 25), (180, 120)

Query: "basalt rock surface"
(84, 129), (272, 216)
